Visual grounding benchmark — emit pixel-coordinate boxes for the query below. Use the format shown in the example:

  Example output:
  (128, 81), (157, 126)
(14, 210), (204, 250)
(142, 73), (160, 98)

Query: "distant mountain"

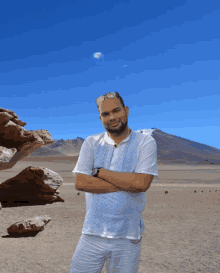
(25, 130), (220, 165)
(138, 128), (220, 165)
(25, 137), (85, 158)
(50, 137), (84, 155)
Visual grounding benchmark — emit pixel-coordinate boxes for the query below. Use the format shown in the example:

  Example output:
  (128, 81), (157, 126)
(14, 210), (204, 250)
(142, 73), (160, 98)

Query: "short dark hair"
(96, 92), (125, 112)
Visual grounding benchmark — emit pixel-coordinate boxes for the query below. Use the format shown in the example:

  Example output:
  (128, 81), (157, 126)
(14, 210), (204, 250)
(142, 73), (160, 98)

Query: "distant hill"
(138, 128), (220, 165)
(49, 137), (84, 156)
(24, 130), (220, 165)
(25, 137), (84, 158)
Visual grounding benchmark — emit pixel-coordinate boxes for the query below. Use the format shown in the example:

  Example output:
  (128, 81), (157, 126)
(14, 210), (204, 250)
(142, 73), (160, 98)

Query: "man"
(70, 92), (158, 273)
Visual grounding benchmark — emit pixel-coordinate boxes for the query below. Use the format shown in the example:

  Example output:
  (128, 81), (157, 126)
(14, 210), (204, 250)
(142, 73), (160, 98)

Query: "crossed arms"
(75, 168), (154, 194)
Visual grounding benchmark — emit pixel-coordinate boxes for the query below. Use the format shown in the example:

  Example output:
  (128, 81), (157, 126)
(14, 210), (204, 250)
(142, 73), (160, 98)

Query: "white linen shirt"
(72, 127), (158, 240)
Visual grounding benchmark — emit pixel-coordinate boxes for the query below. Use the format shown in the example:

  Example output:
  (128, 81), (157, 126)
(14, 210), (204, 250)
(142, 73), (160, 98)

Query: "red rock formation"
(0, 108), (53, 170)
(0, 108), (64, 206)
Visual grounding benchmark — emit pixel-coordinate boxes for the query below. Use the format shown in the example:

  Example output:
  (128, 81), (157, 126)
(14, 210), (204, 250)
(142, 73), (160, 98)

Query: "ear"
(125, 106), (129, 116)
(99, 115), (102, 121)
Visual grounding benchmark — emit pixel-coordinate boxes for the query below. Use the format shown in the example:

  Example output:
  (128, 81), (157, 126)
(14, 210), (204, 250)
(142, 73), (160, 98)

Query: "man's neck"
(107, 127), (131, 144)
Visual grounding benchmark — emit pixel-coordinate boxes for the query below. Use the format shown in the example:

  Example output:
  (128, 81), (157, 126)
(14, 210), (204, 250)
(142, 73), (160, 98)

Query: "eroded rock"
(0, 108), (53, 170)
(7, 215), (51, 234)
(0, 108), (64, 206)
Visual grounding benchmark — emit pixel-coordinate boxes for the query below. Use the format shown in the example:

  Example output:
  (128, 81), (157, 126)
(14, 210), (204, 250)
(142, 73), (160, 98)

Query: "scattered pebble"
(165, 191), (168, 194)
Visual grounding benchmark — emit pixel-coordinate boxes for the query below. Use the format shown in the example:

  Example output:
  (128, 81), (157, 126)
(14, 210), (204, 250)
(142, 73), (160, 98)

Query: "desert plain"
(0, 158), (220, 273)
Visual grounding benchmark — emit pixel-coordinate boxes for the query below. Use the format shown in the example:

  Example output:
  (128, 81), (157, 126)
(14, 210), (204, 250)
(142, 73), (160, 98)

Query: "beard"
(106, 119), (128, 135)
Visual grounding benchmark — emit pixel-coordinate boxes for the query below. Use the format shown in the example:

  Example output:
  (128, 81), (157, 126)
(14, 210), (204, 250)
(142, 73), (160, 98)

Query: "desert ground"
(0, 160), (220, 273)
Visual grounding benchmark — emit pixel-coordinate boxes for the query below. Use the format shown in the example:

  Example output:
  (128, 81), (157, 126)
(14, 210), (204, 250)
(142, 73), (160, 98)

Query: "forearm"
(76, 175), (128, 194)
(98, 168), (142, 192)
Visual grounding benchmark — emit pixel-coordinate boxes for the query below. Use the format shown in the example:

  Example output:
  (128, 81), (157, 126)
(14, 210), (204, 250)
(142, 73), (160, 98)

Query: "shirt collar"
(104, 127), (133, 146)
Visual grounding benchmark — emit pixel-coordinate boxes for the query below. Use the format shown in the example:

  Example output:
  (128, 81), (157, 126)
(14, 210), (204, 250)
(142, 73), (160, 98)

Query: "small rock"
(77, 193), (80, 195)
(7, 215), (51, 234)
(165, 191), (168, 194)
(215, 190), (217, 192)
(194, 190), (196, 193)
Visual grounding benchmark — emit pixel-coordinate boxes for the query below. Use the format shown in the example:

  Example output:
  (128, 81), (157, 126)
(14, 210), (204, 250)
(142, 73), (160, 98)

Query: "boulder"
(0, 166), (64, 205)
(7, 215), (51, 234)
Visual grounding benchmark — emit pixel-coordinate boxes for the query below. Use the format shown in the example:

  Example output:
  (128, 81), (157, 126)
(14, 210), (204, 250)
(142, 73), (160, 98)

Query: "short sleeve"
(72, 137), (94, 176)
(134, 136), (158, 177)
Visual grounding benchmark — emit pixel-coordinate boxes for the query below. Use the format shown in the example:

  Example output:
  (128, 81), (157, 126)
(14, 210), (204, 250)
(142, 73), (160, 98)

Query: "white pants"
(70, 234), (142, 273)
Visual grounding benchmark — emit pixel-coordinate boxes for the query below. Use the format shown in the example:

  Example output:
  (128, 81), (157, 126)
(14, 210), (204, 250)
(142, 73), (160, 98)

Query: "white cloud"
(93, 52), (103, 59)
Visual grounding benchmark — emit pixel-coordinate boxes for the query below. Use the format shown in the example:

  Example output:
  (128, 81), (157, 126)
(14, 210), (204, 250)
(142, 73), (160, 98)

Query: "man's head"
(95, 92), (129, 135)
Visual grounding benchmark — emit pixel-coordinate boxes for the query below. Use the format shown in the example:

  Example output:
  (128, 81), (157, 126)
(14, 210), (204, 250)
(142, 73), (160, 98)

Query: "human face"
(99, 98), (129, 135)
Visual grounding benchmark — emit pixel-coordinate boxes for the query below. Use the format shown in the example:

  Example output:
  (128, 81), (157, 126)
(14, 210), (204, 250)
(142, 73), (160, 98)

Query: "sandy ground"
(0, 161), (220, 273)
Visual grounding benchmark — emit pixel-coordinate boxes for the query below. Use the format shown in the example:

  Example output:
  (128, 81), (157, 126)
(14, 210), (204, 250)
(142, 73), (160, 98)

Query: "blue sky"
(1, 0), (220, 149)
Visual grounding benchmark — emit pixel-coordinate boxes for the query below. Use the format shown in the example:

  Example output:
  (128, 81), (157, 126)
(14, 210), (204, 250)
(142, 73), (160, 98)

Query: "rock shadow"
(2, 230), (41, 238)
(0, 200), (54, 208)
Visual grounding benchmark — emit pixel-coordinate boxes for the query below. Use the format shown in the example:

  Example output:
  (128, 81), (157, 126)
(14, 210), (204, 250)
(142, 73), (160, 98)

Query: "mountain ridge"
(24, 129), (220, 165)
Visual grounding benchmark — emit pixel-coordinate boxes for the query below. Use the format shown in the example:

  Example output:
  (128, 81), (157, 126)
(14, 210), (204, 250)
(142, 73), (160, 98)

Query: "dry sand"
(0, 161), (220, 273)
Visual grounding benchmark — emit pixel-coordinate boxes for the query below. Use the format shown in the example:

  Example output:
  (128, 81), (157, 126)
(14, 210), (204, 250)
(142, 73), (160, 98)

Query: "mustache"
(109, 121), (120, 125)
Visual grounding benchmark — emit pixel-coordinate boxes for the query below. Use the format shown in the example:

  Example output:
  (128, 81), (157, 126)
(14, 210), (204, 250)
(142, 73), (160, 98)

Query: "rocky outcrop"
(7, 215), (51, 234)
(0, 166), (64, 205)
(0, 108), (64, 238)
(0, 107), (53, 171)
(0, 108), (64, 207)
